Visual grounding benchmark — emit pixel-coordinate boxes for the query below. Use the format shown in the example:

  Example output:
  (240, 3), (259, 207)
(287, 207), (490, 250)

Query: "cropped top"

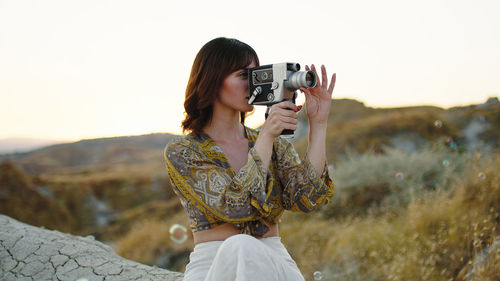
(164, 126), (334, 237)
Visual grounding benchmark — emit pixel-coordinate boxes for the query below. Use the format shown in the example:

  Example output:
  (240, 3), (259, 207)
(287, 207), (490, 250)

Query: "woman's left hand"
(301, 64), (336, 125)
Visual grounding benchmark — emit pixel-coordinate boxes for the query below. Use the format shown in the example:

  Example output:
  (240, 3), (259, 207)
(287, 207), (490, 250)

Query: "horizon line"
(1, 96), (498, 143)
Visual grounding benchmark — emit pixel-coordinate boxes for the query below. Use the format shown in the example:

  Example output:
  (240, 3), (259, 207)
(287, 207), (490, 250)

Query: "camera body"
(248, 62), (317, 106)
(247, 62), (317, 135)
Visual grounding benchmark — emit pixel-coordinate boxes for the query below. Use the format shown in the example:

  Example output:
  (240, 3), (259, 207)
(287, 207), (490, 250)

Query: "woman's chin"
(242, 104), (254, 112)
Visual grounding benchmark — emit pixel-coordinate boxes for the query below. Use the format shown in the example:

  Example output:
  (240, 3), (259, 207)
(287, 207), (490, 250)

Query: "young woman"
(164, 37), (336, 281)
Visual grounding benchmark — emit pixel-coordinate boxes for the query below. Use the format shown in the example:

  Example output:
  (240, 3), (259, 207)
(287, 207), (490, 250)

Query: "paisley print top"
(164, 126), (334, 237)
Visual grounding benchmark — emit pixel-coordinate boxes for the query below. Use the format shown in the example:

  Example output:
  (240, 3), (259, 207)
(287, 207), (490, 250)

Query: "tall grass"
(280, 147), (500, 281)
(110, 144), (500, 281)
(110, 146), (499, 280)
(114, 209), (192, 272)
(323, 144), (470, 218)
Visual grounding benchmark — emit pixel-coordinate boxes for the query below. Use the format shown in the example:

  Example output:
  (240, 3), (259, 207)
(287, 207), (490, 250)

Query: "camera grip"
(265, 100), (295, 136)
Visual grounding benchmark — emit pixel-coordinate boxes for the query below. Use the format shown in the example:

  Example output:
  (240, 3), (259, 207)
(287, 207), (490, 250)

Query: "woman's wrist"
(309, 121), (328, 140)
(256, 129), (275, 146)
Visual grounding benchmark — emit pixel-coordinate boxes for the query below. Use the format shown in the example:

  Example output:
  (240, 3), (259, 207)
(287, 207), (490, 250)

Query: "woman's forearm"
(254, 101), (301, 173)
(254, 131), (274, 173)
(306, 122), (327, 175)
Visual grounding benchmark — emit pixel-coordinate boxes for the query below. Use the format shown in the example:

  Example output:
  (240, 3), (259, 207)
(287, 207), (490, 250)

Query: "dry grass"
(114, 209), (192, 272)
(279, 149), (500, 281)
(0, 162), (76, 232)
(107, 147), (500, 279)
(101, 198), (183, 241)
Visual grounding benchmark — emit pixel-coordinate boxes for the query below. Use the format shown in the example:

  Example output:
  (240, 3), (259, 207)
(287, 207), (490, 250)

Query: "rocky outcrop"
(0, 215), (183, 281)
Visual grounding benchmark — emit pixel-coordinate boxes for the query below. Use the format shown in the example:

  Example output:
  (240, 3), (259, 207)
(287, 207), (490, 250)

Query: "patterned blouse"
(164, 126), (334, 237)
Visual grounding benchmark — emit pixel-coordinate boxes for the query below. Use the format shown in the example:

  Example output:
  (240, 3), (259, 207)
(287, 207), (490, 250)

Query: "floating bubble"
(478, 172), (486, 180)
(449, 142), (457, 150)
(169, 224), (188, 244)
(394, 172), (404, 180)
(313, 271), (323, 280)
(328, 164), (335, 174)
(434, 120), (443, 128)
(442, 160), (450, 167)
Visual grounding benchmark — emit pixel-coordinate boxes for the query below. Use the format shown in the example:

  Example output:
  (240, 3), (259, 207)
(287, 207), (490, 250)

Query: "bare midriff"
(193, 221), (279, 245)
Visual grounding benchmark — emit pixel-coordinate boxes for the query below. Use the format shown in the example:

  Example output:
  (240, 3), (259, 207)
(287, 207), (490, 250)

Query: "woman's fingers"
(262, 101), (301, 137)
(268, 107), (299, 121)
(328, 73), (336, 94)
(310, 64), (321, 88)
(264, 116), (297, 136)
(321, 65), (328, 90)
(305, 64), (333, 91)
(310, 64), (328, 90)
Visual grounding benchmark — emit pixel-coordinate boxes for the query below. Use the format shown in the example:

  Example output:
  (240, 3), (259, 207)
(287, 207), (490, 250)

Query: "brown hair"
(181, 37), (260, 135)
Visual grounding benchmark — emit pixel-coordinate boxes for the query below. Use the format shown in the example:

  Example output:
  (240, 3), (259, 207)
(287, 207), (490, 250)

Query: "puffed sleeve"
(274, 136), (334, 212)
(164, 137), (274, 223)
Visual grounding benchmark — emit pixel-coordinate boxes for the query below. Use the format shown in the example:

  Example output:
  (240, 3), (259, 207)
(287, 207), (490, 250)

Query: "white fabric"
(183, 234), (305, 281)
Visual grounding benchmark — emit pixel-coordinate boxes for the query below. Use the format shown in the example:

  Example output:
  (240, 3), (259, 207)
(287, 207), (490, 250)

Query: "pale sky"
(1, 0), (499, 142)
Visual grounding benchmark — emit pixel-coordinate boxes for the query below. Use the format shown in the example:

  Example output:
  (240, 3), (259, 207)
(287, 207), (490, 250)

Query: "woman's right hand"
(259, 101), (301, 140)
(253, 101), (301, 172)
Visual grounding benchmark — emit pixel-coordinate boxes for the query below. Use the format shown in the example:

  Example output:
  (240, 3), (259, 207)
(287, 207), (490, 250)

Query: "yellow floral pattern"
(164, 127), (334, 237)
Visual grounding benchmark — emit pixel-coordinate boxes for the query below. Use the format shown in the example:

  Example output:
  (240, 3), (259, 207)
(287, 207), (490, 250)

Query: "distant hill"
(294, 98), (500, 161)
(0, 132), (179, 175)
(0, 137), (67, 154)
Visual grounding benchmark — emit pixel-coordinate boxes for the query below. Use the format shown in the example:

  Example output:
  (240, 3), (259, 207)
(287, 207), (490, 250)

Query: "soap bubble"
(394, 172), (404, 181)
(169, 224), (188, 244)
(313, 271), (323, 280)
(442, 160), (450, 167)
(478, 172), (486, 180)
(449, 141), (457, 150)
(434, 120), (443, 128)
(446, 137), (457, 149)
(328, 164), (335, 174)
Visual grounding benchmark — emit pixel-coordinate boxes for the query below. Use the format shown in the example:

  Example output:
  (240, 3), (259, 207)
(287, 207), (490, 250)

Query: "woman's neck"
(204, 120), (246, 142)
(204, 104), (246, 141)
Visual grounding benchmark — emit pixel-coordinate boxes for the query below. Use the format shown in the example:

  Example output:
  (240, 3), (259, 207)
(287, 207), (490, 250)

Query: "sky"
(1, 0), (499, 142)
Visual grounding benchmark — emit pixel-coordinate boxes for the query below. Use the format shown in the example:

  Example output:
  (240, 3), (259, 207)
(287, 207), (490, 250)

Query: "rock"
(0, 215), (183, 281)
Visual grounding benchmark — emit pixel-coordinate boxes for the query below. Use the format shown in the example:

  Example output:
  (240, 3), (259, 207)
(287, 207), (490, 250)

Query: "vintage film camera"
(248, 62), (317, 135)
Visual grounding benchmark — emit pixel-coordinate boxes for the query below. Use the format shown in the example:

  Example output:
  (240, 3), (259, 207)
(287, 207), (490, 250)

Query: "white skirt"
(183, 234), (305, 281)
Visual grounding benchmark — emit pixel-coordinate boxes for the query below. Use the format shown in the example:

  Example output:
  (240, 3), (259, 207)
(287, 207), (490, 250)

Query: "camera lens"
(305, 72), (315, 87)
(286, 70), (317, 90)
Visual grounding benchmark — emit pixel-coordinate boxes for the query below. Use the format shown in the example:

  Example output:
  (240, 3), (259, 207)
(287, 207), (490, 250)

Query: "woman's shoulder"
(164, 134), (202, 160)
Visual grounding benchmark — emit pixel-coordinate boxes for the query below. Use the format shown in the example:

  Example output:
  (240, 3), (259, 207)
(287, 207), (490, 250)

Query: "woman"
(164, 37), (335, 281)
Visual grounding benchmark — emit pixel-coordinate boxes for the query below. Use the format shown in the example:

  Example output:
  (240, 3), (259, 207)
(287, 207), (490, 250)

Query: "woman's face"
(217, 61), (257, 113)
